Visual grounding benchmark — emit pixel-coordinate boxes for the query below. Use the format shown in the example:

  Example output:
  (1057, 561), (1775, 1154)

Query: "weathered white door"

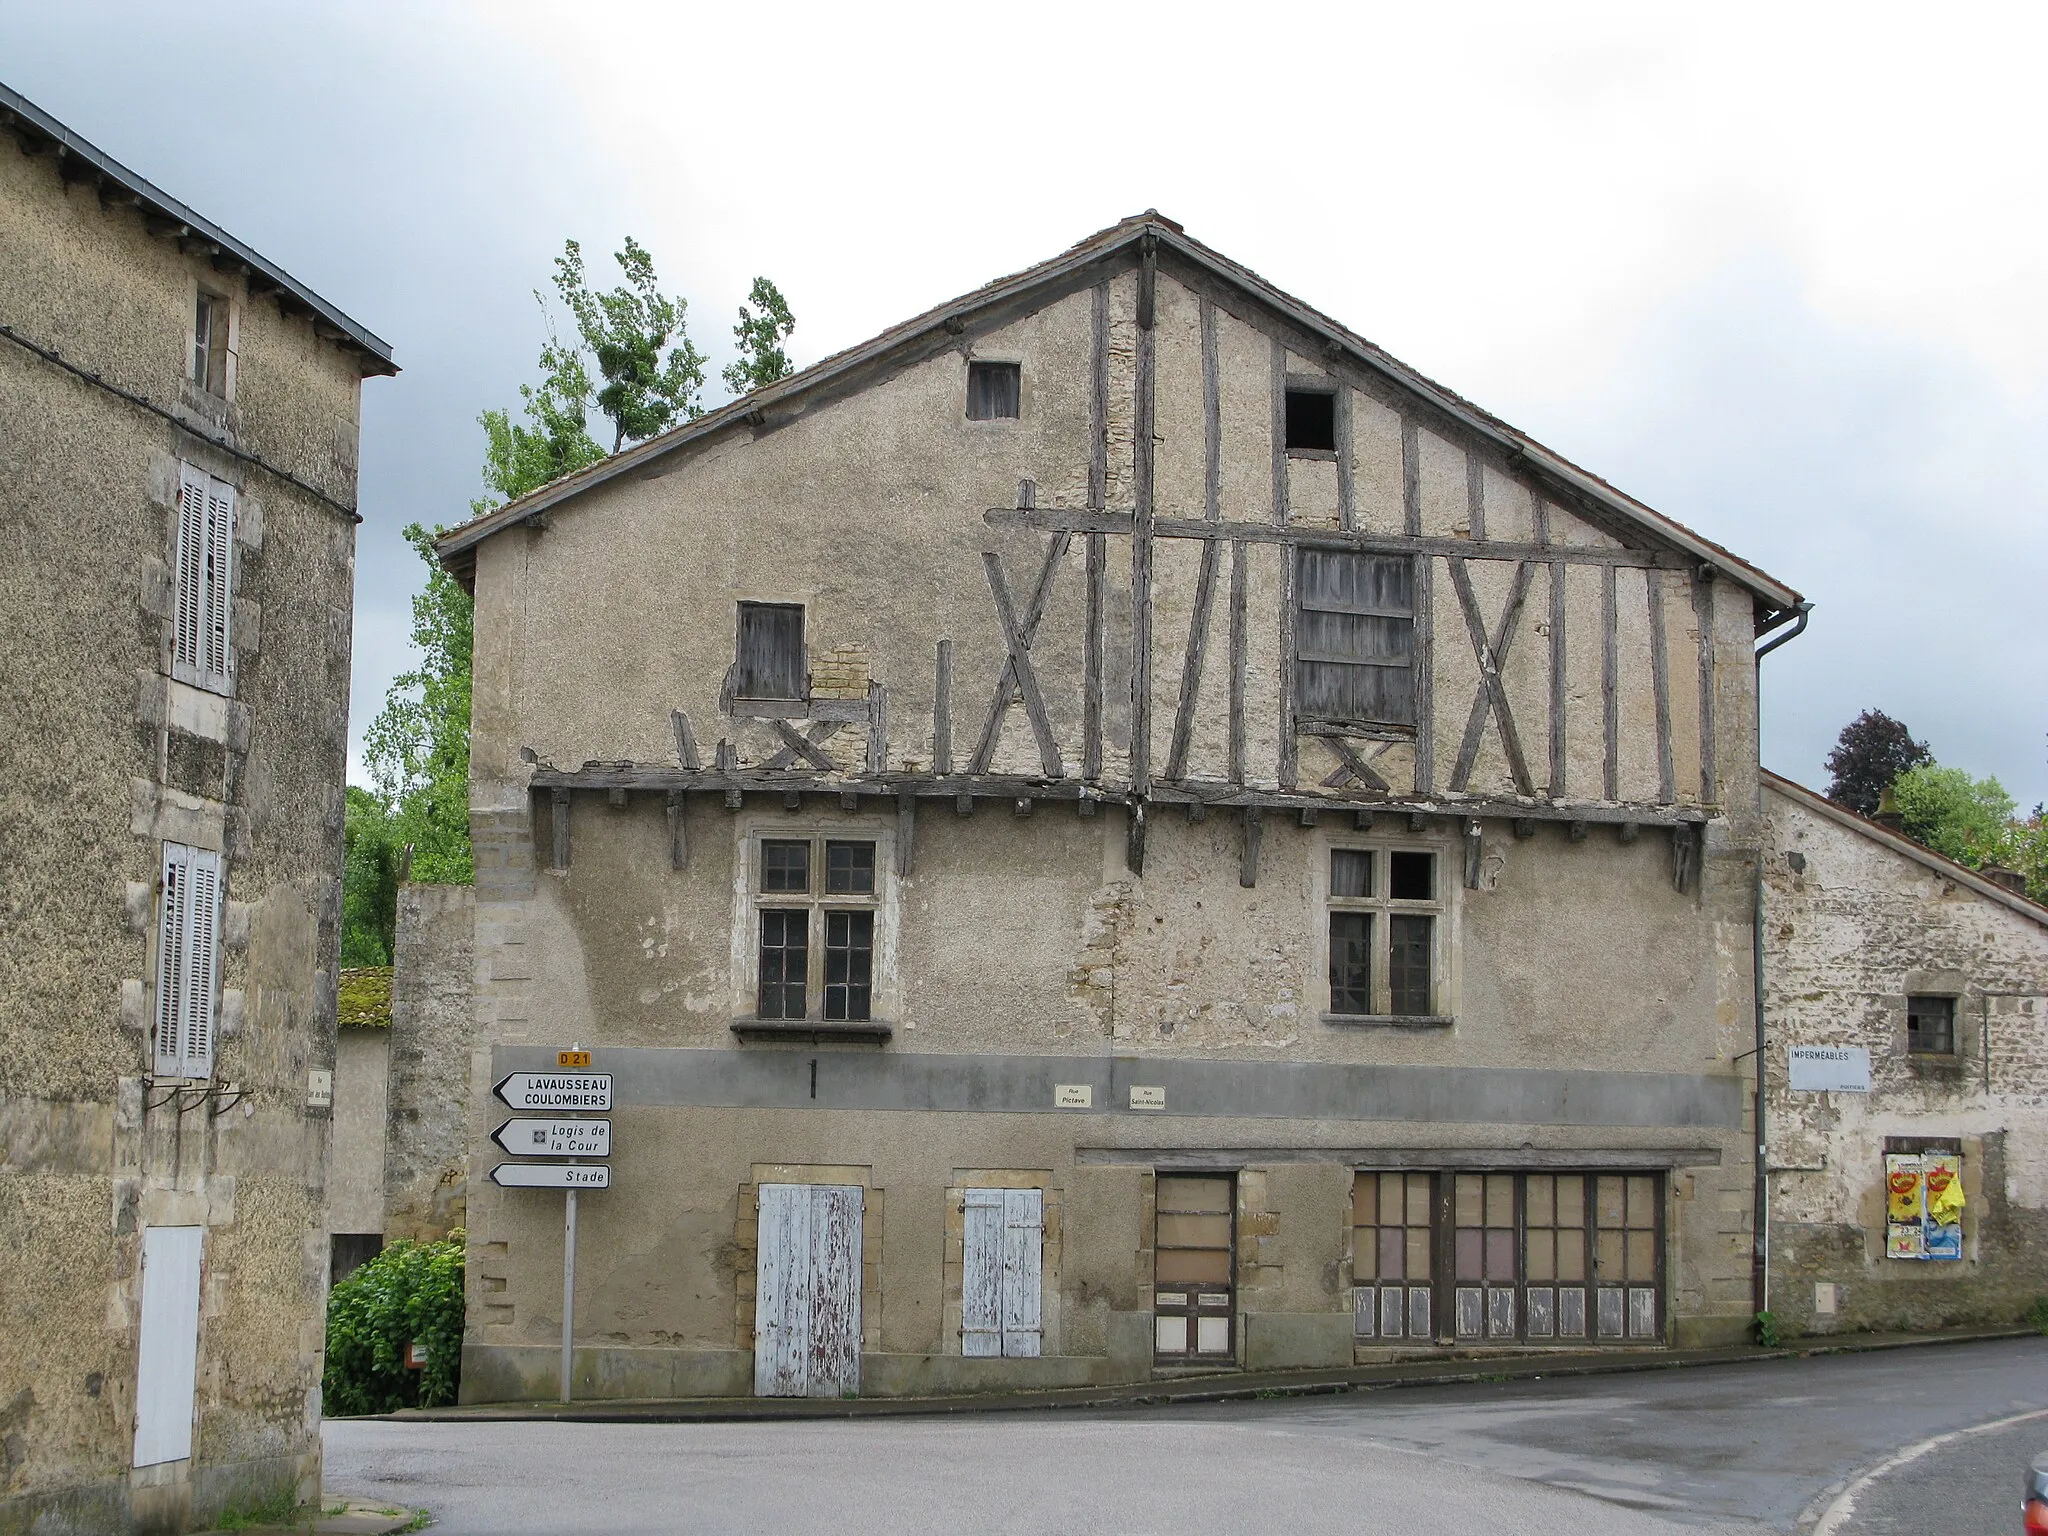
(133, 1225), (203, 1467)
(754, 1184), (861, 1397)
(964, 1188), (1044, 1358)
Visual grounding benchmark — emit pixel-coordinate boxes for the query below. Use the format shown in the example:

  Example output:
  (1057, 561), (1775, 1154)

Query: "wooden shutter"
(1000, 1188), (1043, 1358)
(735, 603), (804, 700)
(754, 1183), (862, 1398)
(155, 844), (220, 1080)
(133, 1225), (203, 1467)
(172, 463), (234, 691)
(806, 1185), (862, 1396)
(963, 1187), (1042, 1359)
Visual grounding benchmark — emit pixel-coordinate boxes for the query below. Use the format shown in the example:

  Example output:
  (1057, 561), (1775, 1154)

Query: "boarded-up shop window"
(1154, 1174), (1234, 1360)
(1325, 846), (1440, 1019)
(1907, 995), (1956, 1055)
(750, 835), (879, 1023)
(192, 291), (230, 396)
(962, 1188), (1042, 1358)
(966, 360), (1020, 421)
(735, 602), (805, 701)
(155, 841), (221, 1080)
(1351, 1170), (1661, 1347)
(173, 462), (235, 694)
(1296, 549), (1414, 728)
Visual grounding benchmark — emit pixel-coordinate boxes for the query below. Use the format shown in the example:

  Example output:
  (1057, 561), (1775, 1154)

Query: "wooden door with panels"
(1352, 1170), (1436, 1342)
(754, 1184), (862, 1397)
(961, 1188), (1043, 1358)
(1153, 1175), (1235, 1362)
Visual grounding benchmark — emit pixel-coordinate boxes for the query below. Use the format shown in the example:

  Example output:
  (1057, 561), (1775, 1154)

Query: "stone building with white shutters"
(436, 212), (1807, 1402)
(0, 85), (392, 1531)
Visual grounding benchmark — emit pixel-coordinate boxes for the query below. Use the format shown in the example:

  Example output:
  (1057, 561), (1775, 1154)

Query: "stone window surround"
(732, 1164), (883, 1356)
(728, 812), (900, 1027)
(1313, 829), (1458, 1028)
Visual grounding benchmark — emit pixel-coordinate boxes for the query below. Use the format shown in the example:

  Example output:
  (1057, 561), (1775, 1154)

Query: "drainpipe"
(1751, 600), (1812, 1322)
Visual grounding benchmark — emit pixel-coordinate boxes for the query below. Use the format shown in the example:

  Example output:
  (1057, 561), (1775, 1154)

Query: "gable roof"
(0, 81), (396, 377)
(435, 211), (1798, 612)
(1764, 769), (2048, 928)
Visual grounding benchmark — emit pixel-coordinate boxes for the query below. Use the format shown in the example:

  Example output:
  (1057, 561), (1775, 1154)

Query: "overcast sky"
(7, 2), (2044, 806)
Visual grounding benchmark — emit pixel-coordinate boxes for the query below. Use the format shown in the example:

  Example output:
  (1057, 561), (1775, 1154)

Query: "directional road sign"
(492, 1118), (612, 1157)
(490, 1161), (611, 1190)
(494, 1072), (613, 1112)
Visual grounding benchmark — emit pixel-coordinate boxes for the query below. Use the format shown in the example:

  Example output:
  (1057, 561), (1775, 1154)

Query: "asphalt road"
(324, 1337), (2048, 1535)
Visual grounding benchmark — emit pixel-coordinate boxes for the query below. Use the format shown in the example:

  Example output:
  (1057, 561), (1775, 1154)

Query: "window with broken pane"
(1326, 846), (1440, 1019)
(749, 834), (880, 1022)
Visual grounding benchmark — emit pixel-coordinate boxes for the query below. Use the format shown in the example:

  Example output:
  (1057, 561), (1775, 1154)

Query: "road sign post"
(490, 1050), (613, 1403)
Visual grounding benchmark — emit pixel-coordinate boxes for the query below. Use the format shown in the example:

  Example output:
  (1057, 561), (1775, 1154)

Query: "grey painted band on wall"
(490, 1046), (1746, 1131)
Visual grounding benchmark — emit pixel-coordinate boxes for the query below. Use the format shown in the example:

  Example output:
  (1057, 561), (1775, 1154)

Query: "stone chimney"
(1978, 864), (2028, 896)
(1874, 785), (1906, 832)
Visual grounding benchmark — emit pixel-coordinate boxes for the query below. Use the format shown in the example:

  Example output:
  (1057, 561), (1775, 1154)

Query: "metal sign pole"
(561, 1186), (578, 1402)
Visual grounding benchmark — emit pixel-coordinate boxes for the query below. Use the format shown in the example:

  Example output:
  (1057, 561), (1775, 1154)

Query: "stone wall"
(383, 884), (476, 1243)
(1762, 776), (2048, 1337)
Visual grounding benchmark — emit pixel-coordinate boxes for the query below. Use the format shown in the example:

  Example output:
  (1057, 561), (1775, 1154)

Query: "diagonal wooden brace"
(763, 719), (842, 772)
(1319, 735), (1393, 792)
(1448, 558), (1536, 796)
(970, 537), (1068, 778)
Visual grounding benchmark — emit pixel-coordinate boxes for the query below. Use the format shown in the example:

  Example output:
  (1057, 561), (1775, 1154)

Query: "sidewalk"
(191, 1498), (420, 1536)
(380, 1323), (2035, 1426)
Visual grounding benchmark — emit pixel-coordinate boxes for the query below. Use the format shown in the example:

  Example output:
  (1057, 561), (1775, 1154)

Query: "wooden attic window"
(967, 360), (1020, 420)
(1295, 547), (1415, 728)
(734, 602), (805, 702)
(1285, 384), (1336, 453)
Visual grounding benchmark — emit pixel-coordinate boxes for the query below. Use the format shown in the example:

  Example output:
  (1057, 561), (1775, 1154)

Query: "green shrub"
(1752, 1310), (1782, 1348)
(2028, 1297), (2048, 1336)
(323, 1232), (464, 1415)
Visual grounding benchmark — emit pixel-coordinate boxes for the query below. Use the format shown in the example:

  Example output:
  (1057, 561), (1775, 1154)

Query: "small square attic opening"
(1285, 387), (1336, 452)
(967, 360), (1021, 420)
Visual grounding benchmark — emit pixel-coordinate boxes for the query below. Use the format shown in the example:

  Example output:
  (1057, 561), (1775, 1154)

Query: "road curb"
(364, 1325), (2036, 1426)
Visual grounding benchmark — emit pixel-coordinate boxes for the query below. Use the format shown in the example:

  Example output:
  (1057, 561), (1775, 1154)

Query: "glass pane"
(1488, 1287), (1516, 1338)
(1485, 1229), (1516, 1281)
(1389, 914), (1432, 1016)
(1328, 912), (1372, 1015)
(1156, 1316), (1187, 1353)
(1628, 1175), (1657, 1227)
(757, 909), (807, 1019)
(1378, 1228), (1404, 1281)
(1354, 1289), (1375, 1337)
(1405, 1177), (1432, 1228)
(1454, 1174), (1481, 1227)
(1559, 1287), (1587, 1337)
(1596, 1229), (1623, 1278)
(1526, 1287), (1555, 1338)
(1352, 1174), (1377, 1228)
(1557, 1233), (1586, 1282)
(1629, 1287), (1658, 1338)
(1382, 1288), (1406, 1339)
(1157, 1213), (1231, 1248)
(1596, 1176), (1626, 1228)
(1485, 1175), (1514, 1228)
(1526, 1175), (1554, 1228)
(1331, 849), (1374, 898)
(1597, 1287), (1625, 1339)
(1158, 1176), (1233, 1213)
(1155, 1248), (1231, 1284)
(1627, 1229), (1657, 1281)
(1405, 1226), (1431, 1281)
(825, 840), (875, 894)
(1382, 1172), (1408, 1222)
(1526, 1230), (1554, 1282)
(762, 839), (810, 893)
(1196, 1316), (1231, 1354)
(1408, 1287), (1432, 1339)
(1388, 850), (1433, 900)
(1455, 1229), (1481, 1281)
(1557, 1176), (1584, 1229)
(823, 910), (872, 1021)
(1456, 1286), (1483, 1338)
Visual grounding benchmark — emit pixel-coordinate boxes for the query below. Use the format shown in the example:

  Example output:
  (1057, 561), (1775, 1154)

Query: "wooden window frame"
(1352, 1169), (1665, 1349)
(191, 288), (232, 399)
(1292, 545), (1417, 733)
(1905, 994), (1957, 1057)
(736, 822), (893, 1026)
(1321, 840), (1450, 1024)
(1153, 1172), (1237, 1363)
(732, 601), (808, 708)
(965, 359), (1021, 421)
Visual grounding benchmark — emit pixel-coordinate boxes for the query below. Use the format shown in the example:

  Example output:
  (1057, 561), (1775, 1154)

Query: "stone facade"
(1761, 773), (2048, 1336)
(0, 88), (391, 1532)
(435, 214), (1803, 1402)
(382, 885), (476, 1243)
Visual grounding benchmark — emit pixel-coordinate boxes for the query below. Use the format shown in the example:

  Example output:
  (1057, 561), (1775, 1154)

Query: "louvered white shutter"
(154, 843), (220, 1080)
(171, 463), (233, 692)
(1001, 1188), (1043, 1358)
(961, 1189), (1004, 1357)
(154, 845), (190, 1076)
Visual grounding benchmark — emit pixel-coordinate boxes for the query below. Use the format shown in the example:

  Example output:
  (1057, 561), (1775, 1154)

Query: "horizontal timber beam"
(985, 506), (1689, 570)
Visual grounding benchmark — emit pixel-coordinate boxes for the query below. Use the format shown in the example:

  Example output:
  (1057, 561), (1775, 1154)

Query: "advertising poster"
(1884, 1154), (1925, 1259)
(1923, 1153), (1964, 1261)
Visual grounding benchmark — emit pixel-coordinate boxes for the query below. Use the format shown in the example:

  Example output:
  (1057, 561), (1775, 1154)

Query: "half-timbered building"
(437, 213), (1805, 1400)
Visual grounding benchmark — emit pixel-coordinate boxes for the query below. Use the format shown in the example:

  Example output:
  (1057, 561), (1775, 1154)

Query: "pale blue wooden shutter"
(133, 1225), (203, 1466)
(171, 463), (233, 691)
(153, 845), (190, 1077)
(1001, 1188), (1043, 1358)
(961, 1189), (1004, 1357)
(154, 844), (220, 1079)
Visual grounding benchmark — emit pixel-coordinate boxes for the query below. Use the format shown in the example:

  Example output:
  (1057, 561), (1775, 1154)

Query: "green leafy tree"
(363, 525), (474, 884)
(341, 786), (402, 965)
(322, 1234), (465, 1415)
(474, 309), (606, 513)
(1892, 764), (2017, 868)
(554, 236), (707, 451)
(1824, 709), (1932, 816)
(722, 277), (797, 396)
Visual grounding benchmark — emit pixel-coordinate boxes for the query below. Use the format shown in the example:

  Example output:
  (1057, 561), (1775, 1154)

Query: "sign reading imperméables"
(1787, 1046), (1871, 1094)
(492, 1118), (612, 1157)
(494, 1073), (613, 1112)
(490, 1162), (611, 1189)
